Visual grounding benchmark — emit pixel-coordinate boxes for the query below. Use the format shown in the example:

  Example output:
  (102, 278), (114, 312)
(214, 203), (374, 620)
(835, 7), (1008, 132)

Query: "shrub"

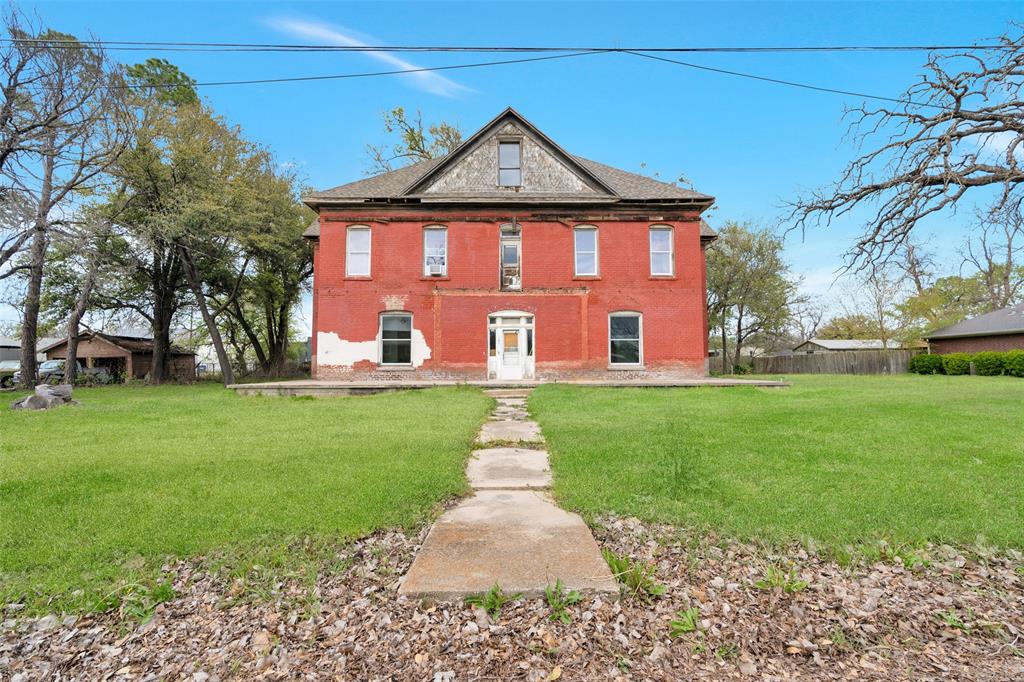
(942, 353), (974, 376)
(908, 354), (945, 375)
(971, 351), (1005, 376)
(1004, 349), (1024, 377)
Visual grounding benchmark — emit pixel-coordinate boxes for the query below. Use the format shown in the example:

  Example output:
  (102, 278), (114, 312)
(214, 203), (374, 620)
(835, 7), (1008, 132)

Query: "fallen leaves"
(2, 519), (1022, 680)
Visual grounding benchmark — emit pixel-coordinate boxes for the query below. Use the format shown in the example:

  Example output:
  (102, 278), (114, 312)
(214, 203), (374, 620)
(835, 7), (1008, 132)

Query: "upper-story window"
(500, 222), (521, 290)
(498, 141), (522, 187)
(346, 226), (371, 277)
(649, 226), (674, 276)
(423, 226), (447, 276)
(574, 226), (598, 276)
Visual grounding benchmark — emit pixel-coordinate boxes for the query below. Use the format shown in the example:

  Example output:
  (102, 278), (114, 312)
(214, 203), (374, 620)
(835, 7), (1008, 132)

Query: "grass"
(0, 384), (491, 613)
(529, 375), (1024, 551)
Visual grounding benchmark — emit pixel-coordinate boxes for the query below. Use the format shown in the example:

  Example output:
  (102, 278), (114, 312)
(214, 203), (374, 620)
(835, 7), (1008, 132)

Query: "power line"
(625, 51), (947, 110)
(2, 37), (1013, 54)
(115, 50), (610, 88)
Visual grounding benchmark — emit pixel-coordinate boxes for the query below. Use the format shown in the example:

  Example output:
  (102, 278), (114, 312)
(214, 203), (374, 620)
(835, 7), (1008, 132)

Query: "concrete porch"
(228, 376), (788, 396)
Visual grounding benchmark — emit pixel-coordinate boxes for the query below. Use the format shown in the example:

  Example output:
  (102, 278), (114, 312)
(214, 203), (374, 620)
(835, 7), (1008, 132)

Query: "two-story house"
(304, 108), (716, 382)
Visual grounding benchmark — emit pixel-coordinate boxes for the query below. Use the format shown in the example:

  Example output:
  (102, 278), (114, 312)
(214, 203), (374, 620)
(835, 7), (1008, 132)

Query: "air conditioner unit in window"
(428, 263), (445, 276)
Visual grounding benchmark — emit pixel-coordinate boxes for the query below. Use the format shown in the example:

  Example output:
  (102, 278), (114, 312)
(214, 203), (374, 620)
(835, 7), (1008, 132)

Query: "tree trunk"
(19, 132), (55, 388)
(180, 244), (234, 386)
(64, 244), (103, 384)
(150, 298), (174, 383)
(733, 305), (746, 371)
(720, 317), (729, 374)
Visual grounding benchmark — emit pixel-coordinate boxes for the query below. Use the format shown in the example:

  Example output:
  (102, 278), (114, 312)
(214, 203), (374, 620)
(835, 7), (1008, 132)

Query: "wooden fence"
(753, 350), (920, 375)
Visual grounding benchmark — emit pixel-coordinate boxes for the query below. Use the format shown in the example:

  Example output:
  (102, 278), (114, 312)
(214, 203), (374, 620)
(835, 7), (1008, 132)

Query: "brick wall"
(929, 333), (1024, 354)
(312, 208), (710, 381)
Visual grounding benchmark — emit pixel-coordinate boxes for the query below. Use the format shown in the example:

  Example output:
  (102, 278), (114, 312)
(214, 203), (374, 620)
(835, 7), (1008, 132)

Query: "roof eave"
(925, 328), (1024, 340)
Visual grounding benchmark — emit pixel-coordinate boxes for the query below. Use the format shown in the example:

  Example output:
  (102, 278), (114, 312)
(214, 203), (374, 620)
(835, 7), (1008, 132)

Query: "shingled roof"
(924, 304), (1024, 339)
(304, 108), (713, 208)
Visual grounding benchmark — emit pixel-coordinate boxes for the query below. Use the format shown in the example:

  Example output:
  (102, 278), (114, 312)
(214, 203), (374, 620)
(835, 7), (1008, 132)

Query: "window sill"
(607, 364), (645, 371)
(420, 276), (450, 281)
(648, 275), (677, 280)
(345, 276), (372, 281)
(377, 364), (414, 371)
(573, 275), (601, 281)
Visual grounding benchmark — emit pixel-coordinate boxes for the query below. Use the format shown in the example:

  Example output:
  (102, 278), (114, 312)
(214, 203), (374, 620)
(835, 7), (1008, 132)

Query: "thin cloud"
(267, 17), (469, 97)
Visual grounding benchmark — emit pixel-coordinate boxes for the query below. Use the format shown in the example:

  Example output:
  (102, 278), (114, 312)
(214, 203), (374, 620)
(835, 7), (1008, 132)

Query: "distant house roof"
(303, 108), (714, 210)
(794, 338), (896, 351)
(924, 304), (1024, 339)
(1, 336), (61, 349)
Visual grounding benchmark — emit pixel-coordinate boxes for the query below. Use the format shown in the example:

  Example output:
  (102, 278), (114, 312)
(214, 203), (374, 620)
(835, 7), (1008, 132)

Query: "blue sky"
(18, 1), (1024, 330)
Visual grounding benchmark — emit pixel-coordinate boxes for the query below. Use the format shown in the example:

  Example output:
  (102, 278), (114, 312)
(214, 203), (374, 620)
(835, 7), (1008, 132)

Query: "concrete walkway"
(399, 389), (617, 599)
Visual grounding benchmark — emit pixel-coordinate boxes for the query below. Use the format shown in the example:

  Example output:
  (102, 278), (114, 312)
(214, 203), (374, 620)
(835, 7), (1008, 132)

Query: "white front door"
(498, 328), (525, 380)
(488, 311), (535, 381)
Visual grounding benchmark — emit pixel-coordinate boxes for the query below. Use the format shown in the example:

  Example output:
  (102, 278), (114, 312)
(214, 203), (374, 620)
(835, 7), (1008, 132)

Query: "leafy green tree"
(817, 314), (881, 340)
(707, 222), (801, 372)
(365, 106), (462, 173)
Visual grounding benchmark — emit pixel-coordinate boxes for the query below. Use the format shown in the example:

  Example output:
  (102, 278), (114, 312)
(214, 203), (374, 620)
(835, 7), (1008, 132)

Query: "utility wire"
(624, 50), (947, 110)
(2, 37), (1012, 53)
(114, 50), (609, 88)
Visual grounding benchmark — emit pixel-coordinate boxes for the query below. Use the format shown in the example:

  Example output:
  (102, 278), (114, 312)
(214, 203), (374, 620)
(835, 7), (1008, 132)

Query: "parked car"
(12, 359), (111, 385)
(0, 360), (18, 388)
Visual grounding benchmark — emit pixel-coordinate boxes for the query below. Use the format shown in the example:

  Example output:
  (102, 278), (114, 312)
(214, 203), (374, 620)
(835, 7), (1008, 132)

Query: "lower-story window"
(609, 312), (642, 365)
(381, 313), (412, 365)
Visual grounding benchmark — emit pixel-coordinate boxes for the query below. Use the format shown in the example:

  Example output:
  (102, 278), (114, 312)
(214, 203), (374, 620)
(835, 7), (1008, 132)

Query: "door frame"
(487, 310), (535, 381)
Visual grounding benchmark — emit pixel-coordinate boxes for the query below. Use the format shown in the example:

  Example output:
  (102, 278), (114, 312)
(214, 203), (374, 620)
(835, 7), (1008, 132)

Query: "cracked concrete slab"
(477, 419), (543, 443)
(467, 448), (551, 489)
(398, 490), (617, 598)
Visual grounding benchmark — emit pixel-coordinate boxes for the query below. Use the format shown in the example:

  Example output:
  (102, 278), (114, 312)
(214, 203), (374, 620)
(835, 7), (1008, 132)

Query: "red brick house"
(303, 109), (715, 382)
(924, 303), (1024, 354)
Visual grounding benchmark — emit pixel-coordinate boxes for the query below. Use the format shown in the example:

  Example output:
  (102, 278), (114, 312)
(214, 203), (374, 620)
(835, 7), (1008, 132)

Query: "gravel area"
(3, 516), (1022, 680)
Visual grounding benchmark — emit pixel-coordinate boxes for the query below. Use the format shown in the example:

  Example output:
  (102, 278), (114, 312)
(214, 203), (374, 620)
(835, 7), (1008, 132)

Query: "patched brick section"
(930, 334), (1024, 354)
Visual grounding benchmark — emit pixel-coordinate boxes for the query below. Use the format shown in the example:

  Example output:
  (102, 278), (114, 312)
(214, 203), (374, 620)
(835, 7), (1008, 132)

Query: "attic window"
(498, 141), (521, 187)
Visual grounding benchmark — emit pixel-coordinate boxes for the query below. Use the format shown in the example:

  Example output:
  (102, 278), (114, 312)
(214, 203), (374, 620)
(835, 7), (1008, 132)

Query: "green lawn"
(530, 375), (1024, 551)
(0, 384), (491, 611)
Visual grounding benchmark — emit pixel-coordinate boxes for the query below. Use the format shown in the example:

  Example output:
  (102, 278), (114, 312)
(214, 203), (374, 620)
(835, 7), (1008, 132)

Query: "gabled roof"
(304, 107), (713, 208)
(795, 339), (896, 351)
(924, 303), (1024, 339)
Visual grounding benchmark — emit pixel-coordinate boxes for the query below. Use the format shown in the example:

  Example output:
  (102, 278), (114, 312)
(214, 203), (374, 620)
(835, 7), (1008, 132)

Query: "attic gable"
(404, 109), (615, 199)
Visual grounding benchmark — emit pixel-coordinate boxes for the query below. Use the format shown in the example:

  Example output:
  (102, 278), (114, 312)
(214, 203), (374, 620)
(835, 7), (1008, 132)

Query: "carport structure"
(41, 331), (196, 381)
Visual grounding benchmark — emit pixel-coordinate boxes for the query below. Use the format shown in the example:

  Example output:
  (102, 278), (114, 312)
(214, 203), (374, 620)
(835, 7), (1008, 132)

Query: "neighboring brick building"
(924, 304), (1024, 354)
(304, 109), (716, 382)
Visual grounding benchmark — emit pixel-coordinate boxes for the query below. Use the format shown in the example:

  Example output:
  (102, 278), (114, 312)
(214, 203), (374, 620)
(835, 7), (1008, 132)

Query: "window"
(423, 227), (447, 276)
(346, 226), (371, 277)
(609, 313), (642, 366)
(498, 141), (521, 187)
(574, 226), (598, 276)
(380, 314), (412, 365)
(649, 226), (674, 276)
(500, 222), (521, 290)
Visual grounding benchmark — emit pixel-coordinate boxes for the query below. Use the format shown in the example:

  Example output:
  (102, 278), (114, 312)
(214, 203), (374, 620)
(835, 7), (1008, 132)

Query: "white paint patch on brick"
(317, 328), (432, 369)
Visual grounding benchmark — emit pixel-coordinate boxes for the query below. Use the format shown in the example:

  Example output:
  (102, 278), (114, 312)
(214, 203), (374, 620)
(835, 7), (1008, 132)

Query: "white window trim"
(346, 225), (371, 277)
(649, 226), (674, 276)
(608, 311), (644, 367)
(423, 225), (448, 276)
(379, 312), (413, 366)
(573, 226), (599, 277)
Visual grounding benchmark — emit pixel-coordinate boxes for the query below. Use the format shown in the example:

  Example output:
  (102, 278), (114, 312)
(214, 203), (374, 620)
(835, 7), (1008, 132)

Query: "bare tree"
(792, 29), (1024, 266)
(962, 203), (1024, 308)
(787, 300), (827, 344)
(365, 107), (462, 174)
(3, 28), (130, 386)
